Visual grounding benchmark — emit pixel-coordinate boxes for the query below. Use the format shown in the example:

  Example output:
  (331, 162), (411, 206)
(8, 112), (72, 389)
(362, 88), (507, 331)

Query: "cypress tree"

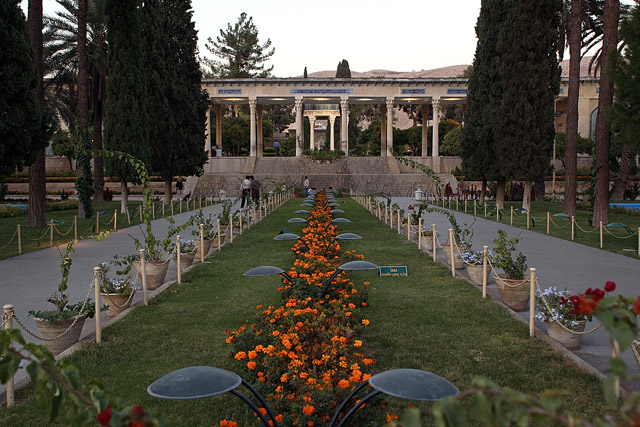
(336, 59), (351, 78)
(104, 0), (149, 213)
(0, 0), (48, 177)
(460, 0), (505, 206)
(495, 0), (561, 210)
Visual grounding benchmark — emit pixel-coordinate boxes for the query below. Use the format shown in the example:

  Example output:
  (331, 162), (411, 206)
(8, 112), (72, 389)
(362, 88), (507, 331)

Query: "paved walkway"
(383, 197), (640, 391)
(0, 199), (245, 398)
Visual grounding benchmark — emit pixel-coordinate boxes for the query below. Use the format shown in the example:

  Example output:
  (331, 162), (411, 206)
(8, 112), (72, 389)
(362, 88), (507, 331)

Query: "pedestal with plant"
(461, 249), (494, 285)
(492, 230), (529, 311)
(99, 260), (137, 317)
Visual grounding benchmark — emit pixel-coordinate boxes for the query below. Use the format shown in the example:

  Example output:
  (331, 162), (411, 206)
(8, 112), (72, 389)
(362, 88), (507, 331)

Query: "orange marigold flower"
(280, 373), (289, 383)
(276, 415), (284, 423)
(362, 374), (372, 381)
(220, 421), (238, 427)
(363, 358), (375, 365)
(303, 395), (312, 402)
(234, 351), (246, 360)
(275, 385), (283, 393)
(247, 361), (257, 370)
(272, 330), (280, 336)
(256, 305), (262, 309)
(248, 350), (258, 359)
(354, 340), (362, 348)
(362, 319), (370, 325)
(299, 372), (308, 379)
(226, 336), (234, 344)
(345, 311), (352, 317)
(307, 377), (316, 385)
(386, 414), (399, 423)
(338, 379), (350, 388)
(303, 405), (315, 416)
(307, 422), (314, 427)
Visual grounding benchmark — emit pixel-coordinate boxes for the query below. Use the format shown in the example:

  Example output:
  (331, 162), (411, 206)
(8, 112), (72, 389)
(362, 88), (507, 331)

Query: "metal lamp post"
(274, 233), (311, 250)
(243, 265), (294, 283)
(319, 260), (379, 297)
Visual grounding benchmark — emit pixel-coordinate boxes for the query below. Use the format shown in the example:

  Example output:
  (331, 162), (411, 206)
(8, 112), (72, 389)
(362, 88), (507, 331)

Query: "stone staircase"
(196, 157), (442, 197)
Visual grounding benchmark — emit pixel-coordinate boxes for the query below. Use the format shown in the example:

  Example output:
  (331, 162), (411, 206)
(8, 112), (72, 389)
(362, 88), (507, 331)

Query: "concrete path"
(382, 197), (640, 391)
(0, 198), (245, 398)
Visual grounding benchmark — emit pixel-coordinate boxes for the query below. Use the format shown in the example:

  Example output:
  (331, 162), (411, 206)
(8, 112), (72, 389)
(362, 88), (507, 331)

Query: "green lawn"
(441, 199), (640, 258)
(0, 198), (612, 425)
(0, 198), (209, 260)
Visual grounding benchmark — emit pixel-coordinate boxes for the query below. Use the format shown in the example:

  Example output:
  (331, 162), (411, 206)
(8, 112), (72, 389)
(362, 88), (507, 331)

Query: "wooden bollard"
(600, 221), (603, 248)
(546, 212), (550, 234)
(50, 220), (54, 245)
(93, 267), (102, 343)
(171, 202), (174, 215)
(126, 209), (131, 225)
(407, 214), (411, 241)
(510, 206), (514, 225)
(418, 218), (422, 250)
(449, 228), (456, 278)
(180, 200), (182, 214)
(114, 209), (118, 231)
(74, 215), (78, 240)
(397, 210), (401, 234)
(482, 246), (488, 299)
(484, 204), (487, 218)
(199, 224), (205, 263)
(162, 203), (165, 216)
(139, 205), (143, 222)
(526, 210), (530, 229)
(474, 201), (477, 216)
(139, 249), (148, 305)
(464, 199), (467, 213)
(432, 224), (437, 262)
(176, 235), (181, 284)
(16, 225), (21, 254)
(96, 212), (100, 233)
(529, 268), (536, 337)
(4, 304), (15, 407)
(571, 216), (575, 240)
(230, 214), (233, 243)
(217, 218), (221, 250)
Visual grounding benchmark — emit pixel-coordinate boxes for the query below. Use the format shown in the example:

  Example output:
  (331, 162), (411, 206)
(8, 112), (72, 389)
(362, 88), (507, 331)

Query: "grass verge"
(0, 198), (611, 425)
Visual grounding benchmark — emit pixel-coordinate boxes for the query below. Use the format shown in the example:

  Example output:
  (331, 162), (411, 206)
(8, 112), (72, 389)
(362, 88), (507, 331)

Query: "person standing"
(240, 175), (251, 208)
(250, 175), (261, 205)
(304, 176), (310, 196)
(176, 178), (183, 198)
(273, 140), (280, 157)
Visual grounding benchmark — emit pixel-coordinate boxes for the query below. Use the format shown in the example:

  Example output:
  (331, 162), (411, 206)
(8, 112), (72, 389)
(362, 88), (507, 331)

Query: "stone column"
(257, 104), (264, 157)
(309, 115), (316, 151)
(386, 98), (394, 157)
(421, 104), (428, 157)
(249, 98), (257, 157)
(380, 103), (387, 157)
(215, 105), (222, 150)
(205, 105), (212, 158)
(431, 98), (440, 157)
(340, 97), (349, 153)
(294, 97), (303, 157)
(329, 115), (336, 151)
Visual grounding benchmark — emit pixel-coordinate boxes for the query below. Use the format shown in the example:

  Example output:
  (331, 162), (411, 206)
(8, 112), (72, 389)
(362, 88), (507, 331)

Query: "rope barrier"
(0, 229), (18, 249)
(549, 217), (572, 229)
(12, 282), (94, 341)
(22, 227), (50, 242)
(53, 223), (74, 237)
(603, 227), (639, 239)
(575, 223), (599, 233)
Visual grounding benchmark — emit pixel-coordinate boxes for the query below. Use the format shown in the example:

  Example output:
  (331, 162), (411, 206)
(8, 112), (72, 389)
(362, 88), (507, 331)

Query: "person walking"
(250, 175), (261, 205)
(240, 175), (251, 208)
(304, 176), (310, 196)
(273, 140), (280, 157)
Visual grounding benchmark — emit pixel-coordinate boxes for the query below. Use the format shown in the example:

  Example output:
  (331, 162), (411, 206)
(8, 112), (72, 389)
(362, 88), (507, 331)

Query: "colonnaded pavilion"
(188, 70), (599, 197)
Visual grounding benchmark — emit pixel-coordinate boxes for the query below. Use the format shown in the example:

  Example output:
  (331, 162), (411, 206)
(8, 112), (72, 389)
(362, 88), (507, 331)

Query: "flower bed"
(224, 191), (374, 426)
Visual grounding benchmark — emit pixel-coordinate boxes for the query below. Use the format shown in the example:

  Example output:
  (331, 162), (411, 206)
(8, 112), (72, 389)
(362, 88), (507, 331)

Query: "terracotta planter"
(173, 251), (196, 269)
(442, 244), (465, 269)
(195, 239), (212, 259)
(494, 274), (531, 311)
(133, 258), (170, 290)
(545, 320), (586, 350)
(466, 264), (488, 285)
(33, 313), (87, 355)
(100, 293), (134, 317)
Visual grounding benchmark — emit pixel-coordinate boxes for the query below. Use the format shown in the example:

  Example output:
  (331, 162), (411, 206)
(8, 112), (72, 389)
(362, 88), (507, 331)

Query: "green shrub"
(46, 199), (78, 212)
(0, 203), (27, 217)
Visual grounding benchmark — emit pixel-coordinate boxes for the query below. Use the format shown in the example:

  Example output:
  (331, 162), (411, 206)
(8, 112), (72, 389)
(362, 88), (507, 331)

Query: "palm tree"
(44, 0), (108, 202)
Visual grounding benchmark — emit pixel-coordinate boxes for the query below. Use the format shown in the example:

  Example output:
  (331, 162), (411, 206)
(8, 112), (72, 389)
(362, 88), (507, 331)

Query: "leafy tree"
(460, 0), (505, 206)
(495, 0), (561, 211)
(459, 65), (473, 78)
(264, 105), (295, 133)
(336, 59), (351, 78)
(51, 130), (75, 169)
(607, 5), (640, 200)
(355, 120), (381, 156)
(103, 0), (149, 213)
(441, 126), (463, 156)
(221, 116), (249, 156)
(554, 132), (594, 168)
(203, 12), (274, 78)
(0, 0), (49, 180)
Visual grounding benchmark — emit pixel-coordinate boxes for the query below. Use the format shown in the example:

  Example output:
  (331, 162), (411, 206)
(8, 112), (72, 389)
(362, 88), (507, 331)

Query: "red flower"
(132, 406), (145, 416)
(605, 281), (616, 292)
(633, 298), (640, 315)
(97, 407), (112, 426)
(577, 295), (599, 315)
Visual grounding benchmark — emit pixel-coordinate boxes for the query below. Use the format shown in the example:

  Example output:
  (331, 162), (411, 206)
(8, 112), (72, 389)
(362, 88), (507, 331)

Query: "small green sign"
(378, 266), (408, 277)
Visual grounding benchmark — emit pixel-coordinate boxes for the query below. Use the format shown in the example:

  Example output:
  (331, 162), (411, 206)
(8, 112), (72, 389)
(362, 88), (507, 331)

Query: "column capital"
(340, 97), (349, 110)
(386, 98), (394, 109)
(329, 115), (336, 124)
(432, 97), (441, 109)
(249, 98), (257, 109)
(294, 97), (304, 109)
(309, 115), (316, 123)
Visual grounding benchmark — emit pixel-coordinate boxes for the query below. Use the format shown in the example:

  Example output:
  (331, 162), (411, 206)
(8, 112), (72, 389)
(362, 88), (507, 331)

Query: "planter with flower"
(534, 286), (605, 350)
(169, 238), (197, 269)
(217, 198), (235, 242)
(99, 260), (137, 317)
(28, 241), (97, 355)
(190, 210), (217, 258)
(492, 230), (529, 311)
(461, 249), (494, 285)
(429, 208), (473, 269)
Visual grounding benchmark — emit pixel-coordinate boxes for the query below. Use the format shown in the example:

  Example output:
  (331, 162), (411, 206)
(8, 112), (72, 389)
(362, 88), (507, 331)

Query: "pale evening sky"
(27, 0), (482, 76)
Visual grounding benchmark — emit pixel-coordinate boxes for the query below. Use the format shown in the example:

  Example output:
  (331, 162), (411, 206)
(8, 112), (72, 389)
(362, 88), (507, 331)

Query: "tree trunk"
(76, 0), (90, 219)
(164, 179), (173, 205)
(522, 180), (533, 211)
(26, 0), (46, 227)
(120, 180), (128, 214)
(479, 178), (487, 206)
(534, 177), (545, 201)
(563, 0), (582, 217)
(92, 67), (105, 202)
(593, 0), (619, 225)
(610, 145), (633, 201)
(496, 177), (505, 209)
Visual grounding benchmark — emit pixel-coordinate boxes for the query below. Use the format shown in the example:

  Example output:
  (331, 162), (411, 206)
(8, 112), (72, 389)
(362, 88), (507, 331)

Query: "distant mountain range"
(303, 57), (596, 79)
